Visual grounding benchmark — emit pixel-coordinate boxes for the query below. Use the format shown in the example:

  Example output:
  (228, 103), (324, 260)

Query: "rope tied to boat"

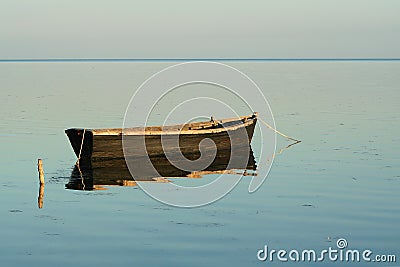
(258, 118), (301, 143)
(76, 128), (86, 166)
(76, 163), (86, 190)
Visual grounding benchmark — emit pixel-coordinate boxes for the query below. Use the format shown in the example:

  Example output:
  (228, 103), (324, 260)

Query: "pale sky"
(1, 0), (399, 59)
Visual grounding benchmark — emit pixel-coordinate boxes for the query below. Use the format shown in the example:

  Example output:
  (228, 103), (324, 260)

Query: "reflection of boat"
(66, 146), (257, 190)
(65, 113), (258, 166)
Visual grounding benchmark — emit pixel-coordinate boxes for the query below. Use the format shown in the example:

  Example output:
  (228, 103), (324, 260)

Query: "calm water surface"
(0, 61), (399, 266)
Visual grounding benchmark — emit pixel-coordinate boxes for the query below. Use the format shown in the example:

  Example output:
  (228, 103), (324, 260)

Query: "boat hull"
(65, 113), (257, 167)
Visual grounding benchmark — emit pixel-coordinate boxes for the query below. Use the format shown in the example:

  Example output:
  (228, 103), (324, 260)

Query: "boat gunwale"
(73, 113), (258, 136)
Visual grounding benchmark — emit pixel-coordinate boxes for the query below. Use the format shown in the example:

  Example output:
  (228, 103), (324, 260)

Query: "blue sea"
(0, 60), (399, 266)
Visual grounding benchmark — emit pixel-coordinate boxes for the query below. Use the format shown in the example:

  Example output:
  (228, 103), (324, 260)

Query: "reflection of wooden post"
(37, 159), (45, 209)
(38, 159), (45, 184)
(38, 183), (44, 209)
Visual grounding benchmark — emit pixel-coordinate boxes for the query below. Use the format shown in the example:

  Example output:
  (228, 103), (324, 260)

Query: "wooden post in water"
(38, 159), (45, 184)
(37, 159), (45, 209)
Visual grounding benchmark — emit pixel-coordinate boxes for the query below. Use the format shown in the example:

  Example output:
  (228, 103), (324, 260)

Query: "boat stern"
(65, 128), (93, 165)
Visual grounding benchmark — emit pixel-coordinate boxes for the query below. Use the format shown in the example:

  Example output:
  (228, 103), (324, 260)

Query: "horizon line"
(0, 57), (400, 62)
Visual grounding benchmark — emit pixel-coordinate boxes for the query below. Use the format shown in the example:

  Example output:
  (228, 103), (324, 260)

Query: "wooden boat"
(65, 112), (258, 167)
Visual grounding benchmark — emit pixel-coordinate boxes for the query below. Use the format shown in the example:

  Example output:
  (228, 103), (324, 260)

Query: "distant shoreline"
(0, 58), (400, 63)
